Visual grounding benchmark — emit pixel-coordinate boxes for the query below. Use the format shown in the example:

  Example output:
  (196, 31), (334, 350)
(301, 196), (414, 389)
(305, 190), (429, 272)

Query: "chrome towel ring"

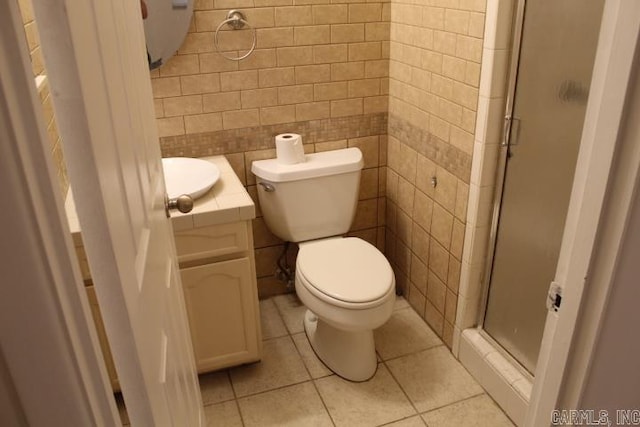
(214, 10), (256, 61)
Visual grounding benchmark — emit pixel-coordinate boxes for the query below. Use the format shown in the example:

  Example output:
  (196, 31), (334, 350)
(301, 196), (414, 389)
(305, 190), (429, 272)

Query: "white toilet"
(252, 147), (395, 381)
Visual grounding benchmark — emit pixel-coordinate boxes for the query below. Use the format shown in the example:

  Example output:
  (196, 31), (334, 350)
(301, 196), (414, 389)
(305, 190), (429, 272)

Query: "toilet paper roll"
(275, 133), (306, 165)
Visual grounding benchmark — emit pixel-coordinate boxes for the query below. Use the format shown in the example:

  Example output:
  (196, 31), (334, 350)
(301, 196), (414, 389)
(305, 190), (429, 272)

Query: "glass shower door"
(483, 0), (604, 373)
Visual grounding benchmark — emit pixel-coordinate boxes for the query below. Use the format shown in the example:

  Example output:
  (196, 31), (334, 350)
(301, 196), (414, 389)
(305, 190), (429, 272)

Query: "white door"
(31, 0), (204, 425)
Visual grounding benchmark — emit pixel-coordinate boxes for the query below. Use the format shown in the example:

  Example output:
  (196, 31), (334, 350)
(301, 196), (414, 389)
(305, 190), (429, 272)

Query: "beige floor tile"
(387, 346), (484, 413)
(204, 400), (243, 427)
(273, 293), (307, 334)
(238, 382), (333, 427)
(375, 307), (442, 360)
(199, 370), (235, 405)
(384, 415), (428, 426)
(394, 295), (410, 311)
(292, 332), (332, 379)
(421, 394), (515, 427)
(230, 336), (310, 397)
(315, 364), (416, 427)
(260, 298), (288, 340)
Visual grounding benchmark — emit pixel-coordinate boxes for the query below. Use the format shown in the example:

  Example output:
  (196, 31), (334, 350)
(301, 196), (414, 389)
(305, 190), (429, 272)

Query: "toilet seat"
(297, 238), (394, 307)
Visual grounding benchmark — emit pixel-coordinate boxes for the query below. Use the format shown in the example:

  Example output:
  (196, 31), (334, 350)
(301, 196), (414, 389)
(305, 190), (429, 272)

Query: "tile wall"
(150, 0), (494, 347)
(150, 0), (492, 346)
(19, 0), (502, 353)
(455, 0), (524, 421)
(152, 0), (391, 297)
(151, 0), (391, 137)
(18, 0), (69, 196)
(455, 0), (513, 348)
(384, 0), (486, 347)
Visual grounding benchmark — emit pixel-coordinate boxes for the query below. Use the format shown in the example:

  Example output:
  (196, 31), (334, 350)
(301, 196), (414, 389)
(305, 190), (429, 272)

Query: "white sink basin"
(162, 157), (220, 200)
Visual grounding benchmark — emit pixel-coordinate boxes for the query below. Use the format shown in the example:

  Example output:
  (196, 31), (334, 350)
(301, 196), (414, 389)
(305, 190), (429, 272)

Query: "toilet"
(252, 147), (395, 381)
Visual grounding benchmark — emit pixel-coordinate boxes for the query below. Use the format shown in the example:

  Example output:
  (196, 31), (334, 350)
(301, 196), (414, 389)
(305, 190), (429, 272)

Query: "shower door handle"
(501, 115), (512, 147)
(502, 115), (521, 147)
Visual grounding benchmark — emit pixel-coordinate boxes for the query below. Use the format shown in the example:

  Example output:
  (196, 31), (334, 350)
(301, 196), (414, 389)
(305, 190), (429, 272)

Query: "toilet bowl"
(251, 148), (396, 381)
(295, 237), (395, 381)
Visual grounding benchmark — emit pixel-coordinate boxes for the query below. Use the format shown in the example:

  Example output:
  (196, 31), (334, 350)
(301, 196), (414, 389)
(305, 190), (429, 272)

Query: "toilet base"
(304, 310), (377, 382)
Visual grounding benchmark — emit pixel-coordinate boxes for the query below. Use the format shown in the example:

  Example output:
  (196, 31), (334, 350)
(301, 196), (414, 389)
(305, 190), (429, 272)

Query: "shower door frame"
(475, 0), (527, 374)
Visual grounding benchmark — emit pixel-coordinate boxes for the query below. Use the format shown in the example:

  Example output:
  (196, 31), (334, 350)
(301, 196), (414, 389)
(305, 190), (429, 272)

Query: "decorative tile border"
(388, 114), (472, 184)
(160, 113), (388, 158)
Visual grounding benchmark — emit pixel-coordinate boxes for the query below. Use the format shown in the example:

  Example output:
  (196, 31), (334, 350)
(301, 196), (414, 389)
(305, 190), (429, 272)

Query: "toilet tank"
(251, 148), (363, 242)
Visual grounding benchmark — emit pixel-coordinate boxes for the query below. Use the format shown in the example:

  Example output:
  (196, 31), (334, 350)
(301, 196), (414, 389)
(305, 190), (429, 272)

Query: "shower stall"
(481, 0), (604, 375)
(454, 0), (605, 425)
(480, 0), (604, 374)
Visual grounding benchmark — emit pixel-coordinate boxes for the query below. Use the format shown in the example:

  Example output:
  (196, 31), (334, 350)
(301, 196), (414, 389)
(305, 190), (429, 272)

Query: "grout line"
(290, 331), (315, 379)
(227, 368), (239, 401)
(290, 332), (333, 380)
(383, 355), (487, 422)
(381, 358), (421, 418)
(379, 343), (445, 364)
(233, 376), (313, 400)
(199, 370), (246, 426)
(202, 395), (236, 405)
(481, 392), (518, 426)
(375, 414), (427, 427)
(233, 398), (246, 427)
(418, 391), (486, 416)
(311, 377), (338, 427)
(225, 370), (247, 427)
(271, 294), (307, 336)
(236, 378), (338, 425)
(198, 369), (237, 405)
(261, 332), (289, 343)
(281, 296), (337, 426)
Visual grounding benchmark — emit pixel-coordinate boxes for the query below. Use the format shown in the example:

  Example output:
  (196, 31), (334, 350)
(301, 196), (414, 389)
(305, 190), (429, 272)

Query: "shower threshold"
(459, 328), (533, 426)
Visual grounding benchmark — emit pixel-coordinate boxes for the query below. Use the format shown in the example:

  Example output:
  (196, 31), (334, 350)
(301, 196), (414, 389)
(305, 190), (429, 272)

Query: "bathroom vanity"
(66, 156), (261, 388)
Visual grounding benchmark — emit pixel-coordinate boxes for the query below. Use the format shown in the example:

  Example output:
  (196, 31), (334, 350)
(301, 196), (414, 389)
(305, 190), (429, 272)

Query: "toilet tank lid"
(251, 147), (363, 182)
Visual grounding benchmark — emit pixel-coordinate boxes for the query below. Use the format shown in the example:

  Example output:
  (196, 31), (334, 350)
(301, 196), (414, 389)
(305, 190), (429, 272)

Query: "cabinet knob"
(165, 194), (194, 217)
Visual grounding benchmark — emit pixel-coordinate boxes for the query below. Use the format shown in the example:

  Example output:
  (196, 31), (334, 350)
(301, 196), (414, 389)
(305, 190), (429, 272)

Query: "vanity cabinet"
(70, 155), (261, 384)
(175, 221), (261, 372)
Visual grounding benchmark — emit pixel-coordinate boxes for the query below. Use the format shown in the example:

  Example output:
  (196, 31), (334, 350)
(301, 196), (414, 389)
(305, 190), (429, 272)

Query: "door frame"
(0, 1), (120, 424)
(527, 0), (640, 424)
(557, 46), (640, 411)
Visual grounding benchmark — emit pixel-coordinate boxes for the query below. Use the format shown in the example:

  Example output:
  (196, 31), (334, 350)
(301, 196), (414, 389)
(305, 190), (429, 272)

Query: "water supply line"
(275, 241), (295, 290)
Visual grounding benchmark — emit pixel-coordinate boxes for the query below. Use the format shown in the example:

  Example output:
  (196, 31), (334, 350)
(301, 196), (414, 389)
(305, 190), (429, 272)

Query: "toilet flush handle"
(258, 182), (275, 192)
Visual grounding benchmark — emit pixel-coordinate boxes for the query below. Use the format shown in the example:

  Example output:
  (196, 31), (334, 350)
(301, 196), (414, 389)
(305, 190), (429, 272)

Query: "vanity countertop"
(65, 155), (255, 241)
(169, 155), (255, 231)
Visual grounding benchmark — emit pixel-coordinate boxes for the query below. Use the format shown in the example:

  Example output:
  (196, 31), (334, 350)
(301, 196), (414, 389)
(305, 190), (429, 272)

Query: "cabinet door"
(181, 257), (260, 372)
